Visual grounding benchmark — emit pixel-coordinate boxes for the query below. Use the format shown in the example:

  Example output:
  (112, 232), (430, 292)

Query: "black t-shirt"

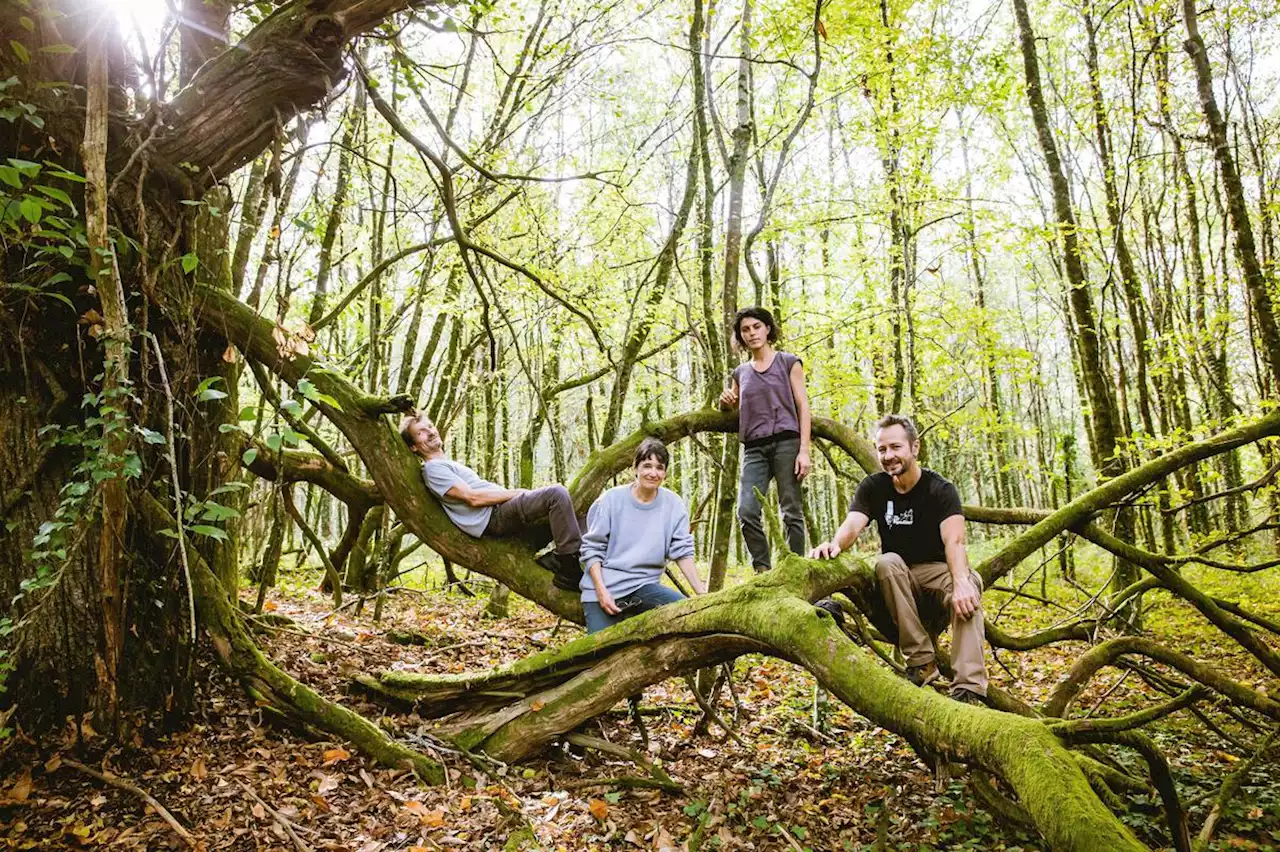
(850, 468), (962, 565)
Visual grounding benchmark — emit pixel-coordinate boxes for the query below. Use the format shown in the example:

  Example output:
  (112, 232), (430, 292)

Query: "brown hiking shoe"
(906, 661), (940, 688)
(950, 689), (987, 707)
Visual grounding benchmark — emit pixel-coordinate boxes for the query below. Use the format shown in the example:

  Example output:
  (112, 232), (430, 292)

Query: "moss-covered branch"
(138, 494), (444, 781)
(975, 408), (1280, 585)
(568, 409), (878, 513)
(1044, 635), (1280, 719)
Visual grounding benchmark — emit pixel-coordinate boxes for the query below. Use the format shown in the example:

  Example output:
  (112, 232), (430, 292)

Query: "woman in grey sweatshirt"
(580, 438), (707, 633)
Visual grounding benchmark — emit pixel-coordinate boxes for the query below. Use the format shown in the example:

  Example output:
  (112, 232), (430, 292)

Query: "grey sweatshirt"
(579, 485), (695, 601)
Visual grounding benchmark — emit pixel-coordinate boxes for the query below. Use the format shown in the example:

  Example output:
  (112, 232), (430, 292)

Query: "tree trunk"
(1182, 0), (1280, 388)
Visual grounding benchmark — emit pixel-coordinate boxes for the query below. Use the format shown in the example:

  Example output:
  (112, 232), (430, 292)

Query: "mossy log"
(364, 554), (1146, 851)
(138, 494), (445, 783)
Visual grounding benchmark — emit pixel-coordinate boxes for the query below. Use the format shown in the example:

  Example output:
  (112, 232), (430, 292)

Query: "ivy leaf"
(181, 253), (199, 274)
(241, 448), (258, 466)
(190, 524), (228, 541)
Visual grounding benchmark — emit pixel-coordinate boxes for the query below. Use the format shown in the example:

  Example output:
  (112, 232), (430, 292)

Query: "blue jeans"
(583, 582), (685, 633)
(738, 436), (806, 571)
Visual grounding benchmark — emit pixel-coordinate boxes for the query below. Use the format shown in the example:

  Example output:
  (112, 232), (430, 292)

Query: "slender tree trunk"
(1182, 0), (1280, 388)
(1012, 0), (1135, 605)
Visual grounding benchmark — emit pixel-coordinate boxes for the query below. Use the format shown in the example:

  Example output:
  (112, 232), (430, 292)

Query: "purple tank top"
(733, 351), (801, 445)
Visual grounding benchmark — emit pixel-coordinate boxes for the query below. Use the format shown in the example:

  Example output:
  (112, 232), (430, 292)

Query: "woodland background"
(1, 0), (1279, 848)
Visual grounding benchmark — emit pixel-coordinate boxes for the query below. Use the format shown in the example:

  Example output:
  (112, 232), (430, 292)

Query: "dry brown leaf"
(5, 769), (31, 802)
(588, 798), (609, 820)
(263, 600), (278, 612)
(251, 803), (266, 820)
(530, 699), (545, 711)
(422, 809), (446, 828)
(317, 773), (341, 795)
(44, 755), (61, 773)
(458, 796), (472, 811)
(311, 794), (330, 812)
(221, 345), (238, 364)
(322, 746), (351, 765)
(190, 756), (207, 780)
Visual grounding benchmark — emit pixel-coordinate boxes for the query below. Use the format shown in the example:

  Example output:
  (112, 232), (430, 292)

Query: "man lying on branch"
(810, 414), (989, 705)
(400, 412), (583, 591)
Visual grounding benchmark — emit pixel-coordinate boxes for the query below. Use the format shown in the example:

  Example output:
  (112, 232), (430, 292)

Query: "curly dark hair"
(733, 306), (779, 347)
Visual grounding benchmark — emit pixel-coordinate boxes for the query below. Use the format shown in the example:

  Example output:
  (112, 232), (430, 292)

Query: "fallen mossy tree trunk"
(137, 494), (446, 783)
(360, 553), (1148, 851)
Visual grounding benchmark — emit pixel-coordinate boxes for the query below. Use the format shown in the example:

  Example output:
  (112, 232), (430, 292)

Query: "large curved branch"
(138, 494), (443, 781)
(149, 0), (427, 184)
(368, 553), (1147, 850)
(235, 432), (381, 509)
(568, 409), (877, 513)
(976, 408), (1280, 585)
(193, 284), (586, 621)
(1043, 635), (1280, 719)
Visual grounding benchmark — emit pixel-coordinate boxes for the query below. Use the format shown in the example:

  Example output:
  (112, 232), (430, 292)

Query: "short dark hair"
(399, 411), (431, 448)
(633, 437), (669, 468)
(733, 306), (779, 347)
(875, 413), (919, 444)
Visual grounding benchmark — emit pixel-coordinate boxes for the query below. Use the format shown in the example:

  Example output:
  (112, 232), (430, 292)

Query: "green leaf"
(38, 44), (78, 55)
(200, 502), (240, 522)
(208, 482), (249, 496)
(218, 422), (240, 433)
(264, 433), (283, 452)
(190, 524), (229, 541)
(280, 398), (302, 417)
(238, 405), (257, 421)
(0, 166), (21, 188)
(241, 447), (258, 466)
(33, 184), (74, 212)
(9, 40), (30, 64)
(18, 196), (40, 224)
(197, 387), (227, 402)
(7, 158), (40, 177)
(181, 253), (198, 274)
(138, 427), (166, 444)
(193, 376), (225, 402)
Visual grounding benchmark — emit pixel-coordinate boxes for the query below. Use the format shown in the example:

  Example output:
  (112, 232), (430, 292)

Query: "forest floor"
(1, 542), (1278, 851)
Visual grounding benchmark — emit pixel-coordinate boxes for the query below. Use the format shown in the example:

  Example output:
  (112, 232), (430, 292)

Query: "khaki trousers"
(875, 552), (989, 696)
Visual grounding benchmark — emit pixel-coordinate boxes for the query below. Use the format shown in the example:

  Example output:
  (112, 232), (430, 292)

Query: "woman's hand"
(794, 449), (811, 479)
(595, 583), (620, 615)
(718, 385), (739, 409)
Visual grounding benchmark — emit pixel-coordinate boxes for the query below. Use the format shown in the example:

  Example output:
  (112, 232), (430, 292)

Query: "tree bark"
(1182, 0), (1280, 389)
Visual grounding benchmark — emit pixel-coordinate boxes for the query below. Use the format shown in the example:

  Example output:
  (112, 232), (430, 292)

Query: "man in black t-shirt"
(809, 414), (988, 703)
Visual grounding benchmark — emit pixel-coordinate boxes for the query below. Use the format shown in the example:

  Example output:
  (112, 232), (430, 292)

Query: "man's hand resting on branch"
(809, 540), (840, 559)
(951, 573), (980, 619)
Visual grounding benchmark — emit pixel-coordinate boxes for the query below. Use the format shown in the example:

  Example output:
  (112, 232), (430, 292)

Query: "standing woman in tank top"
(718, 306), (812, 572)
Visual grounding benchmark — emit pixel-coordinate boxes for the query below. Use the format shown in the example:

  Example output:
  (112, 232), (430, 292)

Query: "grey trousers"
(875, 552), (989, 696)
(737, 436), (806, 571)
(484, 485), (582, 555)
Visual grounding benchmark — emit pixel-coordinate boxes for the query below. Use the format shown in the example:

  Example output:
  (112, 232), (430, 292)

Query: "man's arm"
(940, 514), (980, 619)
(788, 360), (812, 479)
(674, 556), (706, 595)
(809, 510), (870, 558)
(445, 481), (523, 508)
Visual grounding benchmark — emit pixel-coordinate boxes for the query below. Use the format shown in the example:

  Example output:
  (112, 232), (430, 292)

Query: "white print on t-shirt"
(884, 500), (914, 529)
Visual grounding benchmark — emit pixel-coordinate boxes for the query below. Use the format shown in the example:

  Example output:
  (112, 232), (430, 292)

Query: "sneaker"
(553, 552), (583, 592)
(950, 689), (986, 707)
(813, 598), (845, 627)
(906, 661), (940, 688)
